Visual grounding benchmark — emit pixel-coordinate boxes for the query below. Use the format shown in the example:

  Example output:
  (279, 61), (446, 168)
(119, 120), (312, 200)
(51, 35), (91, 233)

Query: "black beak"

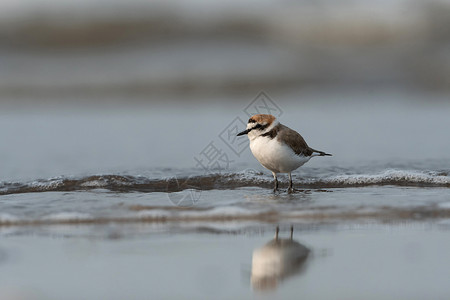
(237, 129), (250, 136)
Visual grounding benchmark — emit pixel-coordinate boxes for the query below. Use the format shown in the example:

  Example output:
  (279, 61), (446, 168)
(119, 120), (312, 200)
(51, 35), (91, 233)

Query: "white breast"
(249, 136), (311, 173)
(251, 239), (309, 290)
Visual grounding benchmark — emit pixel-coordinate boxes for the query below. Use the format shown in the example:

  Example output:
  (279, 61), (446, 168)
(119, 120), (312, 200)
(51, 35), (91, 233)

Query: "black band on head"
(254, 123), (269, 131)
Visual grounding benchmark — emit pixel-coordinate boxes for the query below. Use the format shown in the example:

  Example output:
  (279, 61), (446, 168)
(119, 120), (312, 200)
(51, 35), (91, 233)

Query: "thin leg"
(272, 172), (278, 193)
(290, 225), (293, 240)
(275, 226), (279, 241)
(288, 172), (293, 193)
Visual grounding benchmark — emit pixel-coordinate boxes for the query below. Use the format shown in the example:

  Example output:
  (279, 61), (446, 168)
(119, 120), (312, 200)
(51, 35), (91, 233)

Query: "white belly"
(249, 137), (311, 173)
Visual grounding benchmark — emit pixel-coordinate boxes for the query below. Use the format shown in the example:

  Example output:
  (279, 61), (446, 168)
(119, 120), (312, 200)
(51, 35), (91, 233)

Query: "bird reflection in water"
(251, 226), (309, 290)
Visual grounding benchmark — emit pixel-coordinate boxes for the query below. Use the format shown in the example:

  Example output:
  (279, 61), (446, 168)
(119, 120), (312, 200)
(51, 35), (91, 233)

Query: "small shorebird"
(237, 114), (331, 193)
(251, 226), (309, 290)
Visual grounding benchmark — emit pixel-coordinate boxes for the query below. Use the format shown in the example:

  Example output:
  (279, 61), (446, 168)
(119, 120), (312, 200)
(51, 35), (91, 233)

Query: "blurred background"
(1, 0), (450, 97)
(1, 0), (450, 180)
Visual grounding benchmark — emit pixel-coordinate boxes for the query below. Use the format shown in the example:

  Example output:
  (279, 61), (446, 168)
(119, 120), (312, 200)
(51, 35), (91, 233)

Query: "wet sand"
(1, 222), (449, 300)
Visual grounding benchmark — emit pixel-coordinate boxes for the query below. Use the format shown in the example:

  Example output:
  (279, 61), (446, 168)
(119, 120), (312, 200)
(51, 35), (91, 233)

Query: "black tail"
(310, 148), (332, 156)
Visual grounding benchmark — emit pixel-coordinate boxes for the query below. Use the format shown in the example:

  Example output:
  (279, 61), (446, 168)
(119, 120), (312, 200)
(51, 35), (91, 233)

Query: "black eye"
(248, 118), (256, 123)
(254, 124), (262, 129)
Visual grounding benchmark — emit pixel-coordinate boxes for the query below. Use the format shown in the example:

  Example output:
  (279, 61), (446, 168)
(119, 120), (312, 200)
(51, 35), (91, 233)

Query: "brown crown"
(248, 114), (276, 125)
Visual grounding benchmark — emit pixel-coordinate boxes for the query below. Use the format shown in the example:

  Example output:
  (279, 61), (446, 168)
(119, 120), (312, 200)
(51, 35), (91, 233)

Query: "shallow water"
(1, 90), (450, 298)
(1, 91), (450, 224)
(1, 169), (450, 227)
(1, 224), (450, 299)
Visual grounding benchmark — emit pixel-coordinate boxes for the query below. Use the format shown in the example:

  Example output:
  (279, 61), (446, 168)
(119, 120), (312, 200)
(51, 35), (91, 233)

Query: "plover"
(237, 114), (331, 193)
(251, 226), (309, 290)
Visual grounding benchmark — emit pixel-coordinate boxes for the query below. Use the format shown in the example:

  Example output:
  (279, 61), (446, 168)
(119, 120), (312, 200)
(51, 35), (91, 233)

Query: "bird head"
(237, 114), (277, 139)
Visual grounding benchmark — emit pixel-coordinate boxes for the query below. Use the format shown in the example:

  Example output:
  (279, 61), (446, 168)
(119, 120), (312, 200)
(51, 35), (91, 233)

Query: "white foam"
(0, 213), (19, 223)
(437, 219), (450, 226)
(136, 210), (171, 218)
(134, 206), (264, 220)
(224, 169), (267, 182)
(80, 180), (108, 187)
(328, 169), (450, 185)
(43, 212), (93, 221)
(30, 179), (64, 189)
(178, 206), (257, 217)
(438, 202), (450, 209)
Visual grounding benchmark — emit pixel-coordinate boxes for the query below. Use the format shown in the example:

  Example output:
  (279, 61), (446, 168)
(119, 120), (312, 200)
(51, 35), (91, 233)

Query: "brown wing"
(276, 125), (313, 156)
